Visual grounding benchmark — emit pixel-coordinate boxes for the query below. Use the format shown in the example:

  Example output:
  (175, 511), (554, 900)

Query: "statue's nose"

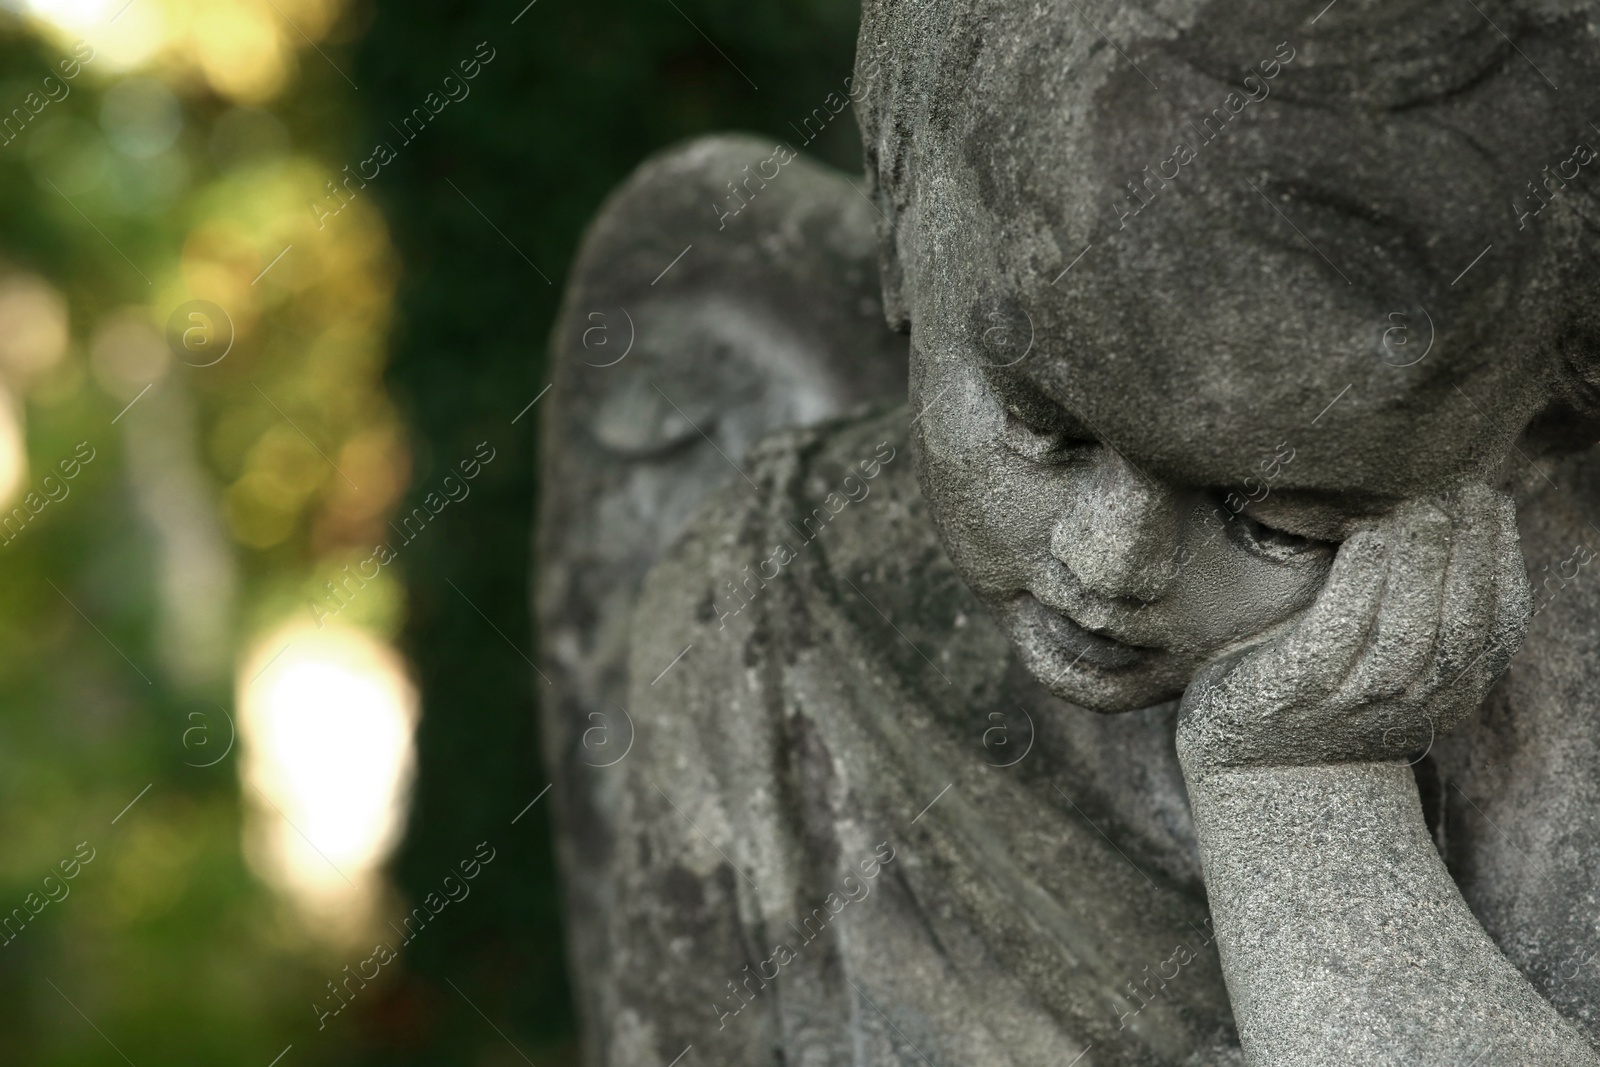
(1049, 448), (1181, 603)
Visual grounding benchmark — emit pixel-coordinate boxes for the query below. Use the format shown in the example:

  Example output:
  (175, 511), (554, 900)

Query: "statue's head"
(855, 0), (1600, 711)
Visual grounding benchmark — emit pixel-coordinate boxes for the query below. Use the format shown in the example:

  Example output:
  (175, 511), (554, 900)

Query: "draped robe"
(594, 407), (1243, 1066)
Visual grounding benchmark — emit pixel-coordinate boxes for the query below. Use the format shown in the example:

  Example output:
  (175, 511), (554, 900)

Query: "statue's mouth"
(1015, 593), (1156, 672)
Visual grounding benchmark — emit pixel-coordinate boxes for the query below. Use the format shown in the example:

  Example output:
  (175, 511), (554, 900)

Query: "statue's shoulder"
(625, 398), (1009, 771)
(627, 402), (925, 693)
(601, 406), (927, 1065)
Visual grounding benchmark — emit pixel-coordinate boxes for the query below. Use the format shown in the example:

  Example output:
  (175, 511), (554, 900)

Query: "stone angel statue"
(537, 0), (1600, 1062)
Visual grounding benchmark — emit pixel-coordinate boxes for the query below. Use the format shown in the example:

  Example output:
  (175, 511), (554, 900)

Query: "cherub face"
(900, 6), (1593, 711)
(913, 335), (1364, 713)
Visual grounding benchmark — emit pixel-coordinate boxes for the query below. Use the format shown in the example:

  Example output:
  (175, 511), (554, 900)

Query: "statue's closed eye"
(999, 398), (1093, 463)
(1233, 509), (1330, 562)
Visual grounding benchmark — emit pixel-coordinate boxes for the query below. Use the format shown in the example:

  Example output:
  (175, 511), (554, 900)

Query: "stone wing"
(534, 132), (907, 1059)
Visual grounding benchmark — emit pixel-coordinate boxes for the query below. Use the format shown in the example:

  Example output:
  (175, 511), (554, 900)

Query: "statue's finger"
(1330, 500), (1449, 707)
(1412, 492), (1499, 708)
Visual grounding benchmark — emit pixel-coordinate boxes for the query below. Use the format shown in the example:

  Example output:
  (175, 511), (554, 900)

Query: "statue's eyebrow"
(984, 365), (1183, 492)
(1220, 172), (1439, 292)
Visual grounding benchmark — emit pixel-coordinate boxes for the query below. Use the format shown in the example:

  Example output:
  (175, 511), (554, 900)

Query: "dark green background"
(355, 0), (863, 1060)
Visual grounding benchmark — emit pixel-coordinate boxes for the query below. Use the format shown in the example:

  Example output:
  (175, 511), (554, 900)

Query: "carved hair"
(854, 0), (1600, 454)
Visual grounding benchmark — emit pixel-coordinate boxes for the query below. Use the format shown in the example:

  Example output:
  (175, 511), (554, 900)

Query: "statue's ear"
(860, 125), (912, 336)
(855, 28), (911, 335)
(876, 214), (910, 335)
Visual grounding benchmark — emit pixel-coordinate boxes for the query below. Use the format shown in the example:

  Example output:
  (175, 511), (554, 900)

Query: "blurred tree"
(0, 3), (405, 1063)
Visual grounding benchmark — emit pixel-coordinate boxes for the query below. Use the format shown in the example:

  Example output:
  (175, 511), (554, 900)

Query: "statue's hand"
(1176, 483), (1529, 777)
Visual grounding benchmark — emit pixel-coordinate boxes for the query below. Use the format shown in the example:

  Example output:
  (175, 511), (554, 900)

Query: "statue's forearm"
(1186, 761), (1597, 1066)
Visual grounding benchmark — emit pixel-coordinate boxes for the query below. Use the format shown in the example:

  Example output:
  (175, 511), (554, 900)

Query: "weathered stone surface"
(539, 1), (1600, 1062)
(611, 409), (1237, 1065)
(536, 134), (906, 1062)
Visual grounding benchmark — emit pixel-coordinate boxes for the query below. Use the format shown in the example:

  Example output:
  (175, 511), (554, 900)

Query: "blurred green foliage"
(0, 0), (864, 1062)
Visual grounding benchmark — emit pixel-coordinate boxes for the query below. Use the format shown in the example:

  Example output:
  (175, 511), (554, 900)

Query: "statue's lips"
(1017, 592), (1154, 671)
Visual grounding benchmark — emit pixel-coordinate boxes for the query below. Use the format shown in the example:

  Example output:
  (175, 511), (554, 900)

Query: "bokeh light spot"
(237, 623), (417, 942)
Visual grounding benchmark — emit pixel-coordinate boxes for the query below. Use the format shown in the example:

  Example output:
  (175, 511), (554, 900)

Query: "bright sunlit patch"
(237, 622), (417, 941)
(21, 0), (166, 72)
(22, 0), (349, 96)
(194, 4), (292, 103)
(17, 0), (115, 24)
(0, 387), (26, 508)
